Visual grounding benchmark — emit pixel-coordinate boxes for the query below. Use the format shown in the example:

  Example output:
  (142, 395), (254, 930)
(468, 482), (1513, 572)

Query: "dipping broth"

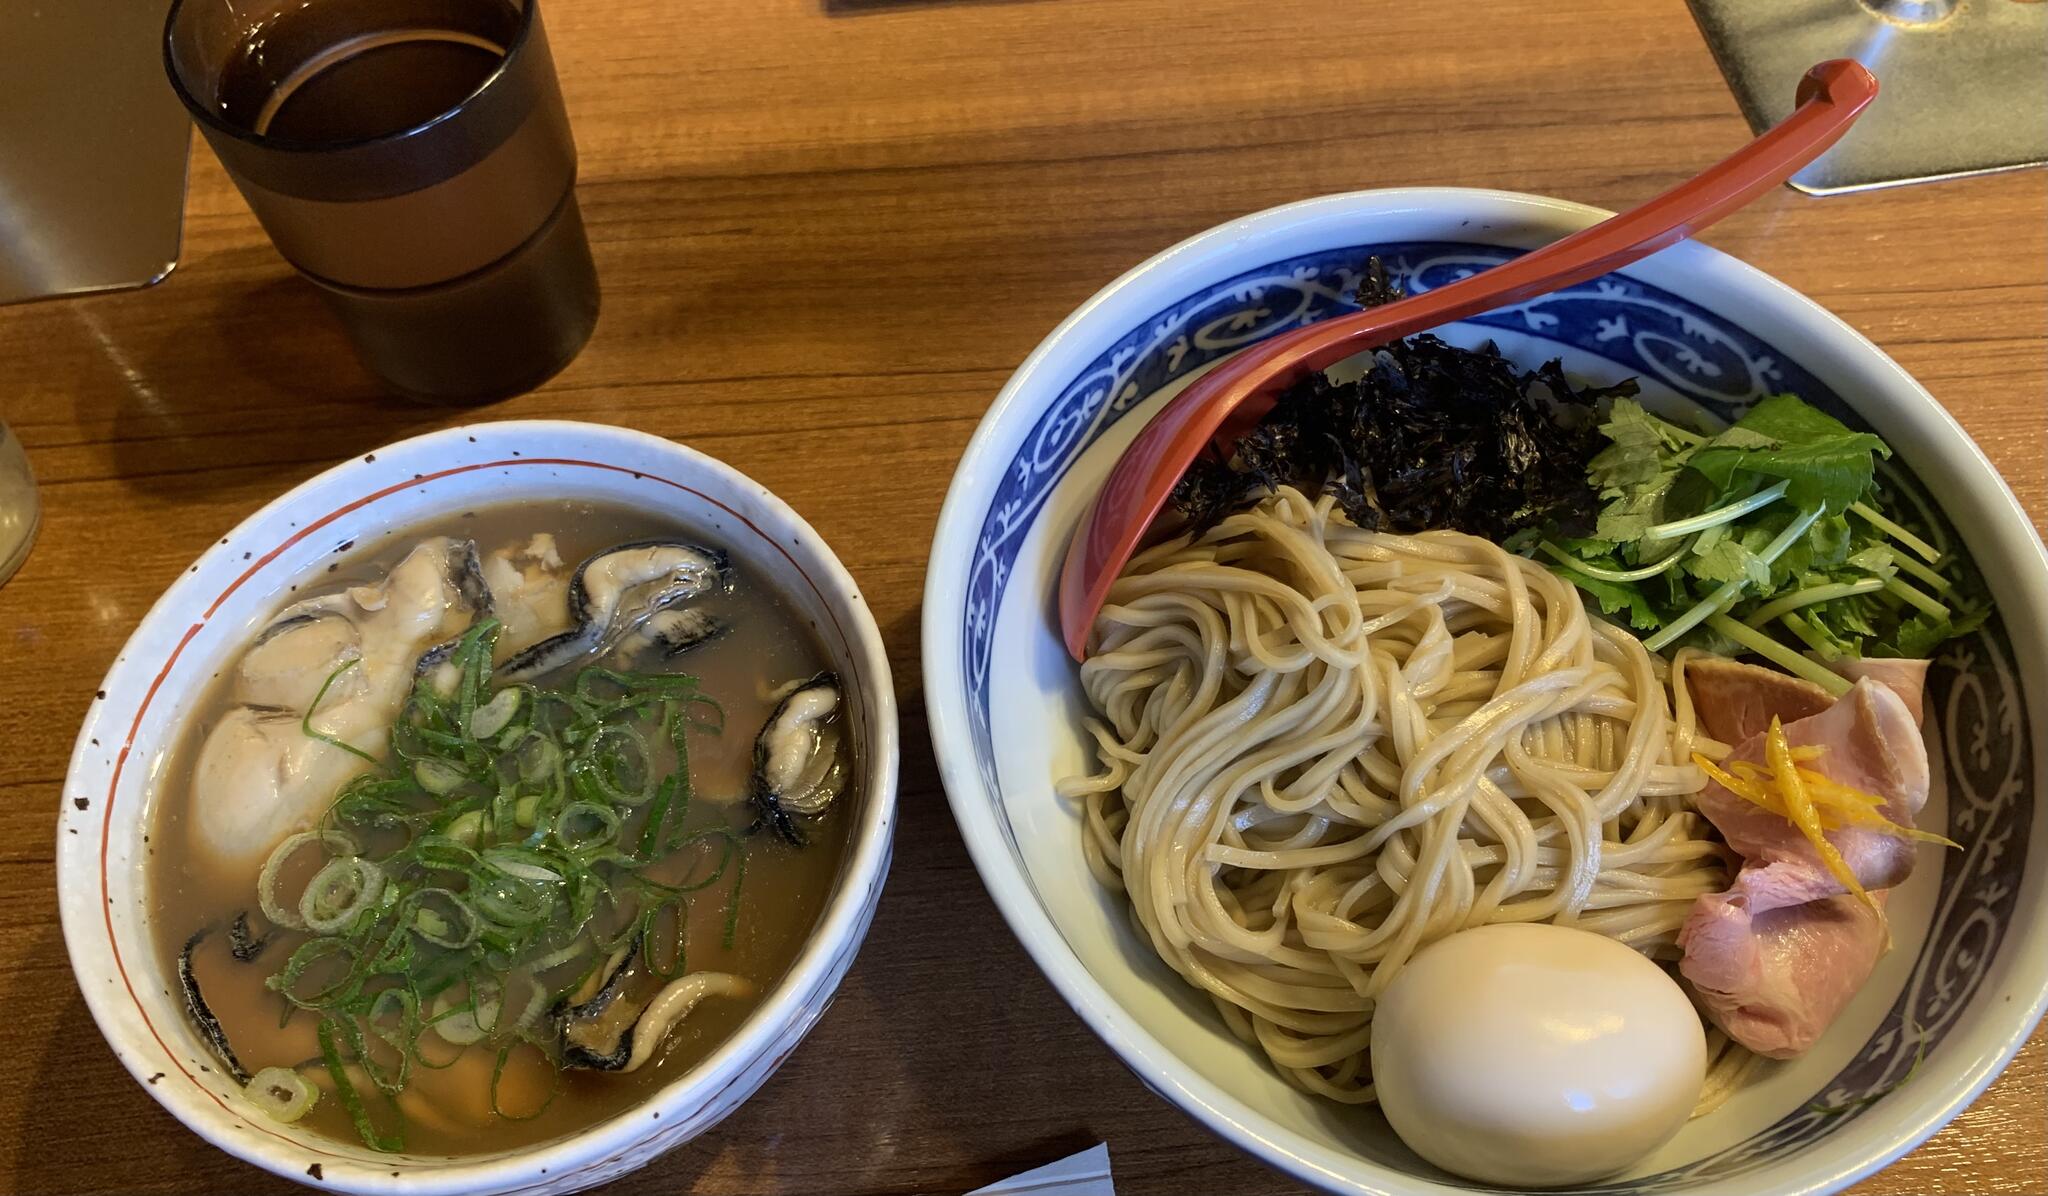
(148, 501), (854, 1154)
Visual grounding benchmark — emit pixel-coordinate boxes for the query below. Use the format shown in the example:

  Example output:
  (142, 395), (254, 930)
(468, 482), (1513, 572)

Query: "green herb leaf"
(1542, 393), (1990, 664)
(1586, 399), (1698, 544)
(1551, 565), (1664, 630)
(1685, 395), (1890, 514)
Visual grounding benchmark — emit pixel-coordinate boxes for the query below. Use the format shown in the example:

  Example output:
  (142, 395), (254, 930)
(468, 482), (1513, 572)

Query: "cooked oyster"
(635, 606), (724, 658)
(190, 538), (486, 877)
(497, 541), (729, 683)
(750, 672), (848, 844)
(557, 943), (752, 1073)
(479, 533), (570, 664)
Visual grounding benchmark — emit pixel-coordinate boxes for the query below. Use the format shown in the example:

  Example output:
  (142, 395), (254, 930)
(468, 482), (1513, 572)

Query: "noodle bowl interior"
(1057, 323), (1981, 1189)
(1061, 411), (1969, 1188)
(1064, 487), (1748, 1105)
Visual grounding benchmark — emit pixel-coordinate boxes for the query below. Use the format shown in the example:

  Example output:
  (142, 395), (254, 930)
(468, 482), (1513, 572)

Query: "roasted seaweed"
(1170, 258), (1631, 539)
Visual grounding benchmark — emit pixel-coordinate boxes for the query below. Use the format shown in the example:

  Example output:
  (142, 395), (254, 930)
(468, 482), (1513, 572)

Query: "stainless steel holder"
(1688, 0), (2048, 194)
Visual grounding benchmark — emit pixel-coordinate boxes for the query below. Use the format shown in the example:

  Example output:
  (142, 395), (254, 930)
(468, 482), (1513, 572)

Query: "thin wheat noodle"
(1061, 488), (1747, 1105)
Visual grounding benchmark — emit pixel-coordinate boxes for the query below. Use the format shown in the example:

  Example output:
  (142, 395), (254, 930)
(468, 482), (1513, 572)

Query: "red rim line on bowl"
(1056, 57), (1880, 662)
(90, 454), (870, 1184)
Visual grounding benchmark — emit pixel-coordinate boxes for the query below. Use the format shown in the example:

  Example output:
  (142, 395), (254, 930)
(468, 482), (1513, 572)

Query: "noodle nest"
(1061, 488), (1739, 1102)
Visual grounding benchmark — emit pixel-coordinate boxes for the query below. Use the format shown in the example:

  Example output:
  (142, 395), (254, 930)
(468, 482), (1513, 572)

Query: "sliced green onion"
(268, 936), (363, 1010)
(414, 758), (471, 796)
(409, 833), (482, 874)
(470, 688), (522, 740)
(302, 659), (382, 765)
(472, 875), (553, 929)
(430, 982), (502, 1046)
(1850, 500), (1942, 564)
(318, 1017), (404, 1152)
(406, 887), (478, 949)
(357, 1019), (415, 1095)
(1743, 578), (1886, 628)
(490, 1039), (561, 1121)
(482, 845), (563, 884)
(443, 809), (485, 846)
(637, 776), (680, 861)
(515, 735), (562, 782)
(1704, 613), (1852, 696)
(238, 655), (760, 1152)
(640, 897), (687, 981)
(362, 989), (419, 1094)
(244, 1066), (317, 1123)
(723, 843), (746, 950)
(258, 830), (358, 931)
(554, 801), (622, 854)
(581, 724), (657, 805)
(300, 856), (386, 933)
(1779, 611), (1843, 661)
(527, 940), (589, 976)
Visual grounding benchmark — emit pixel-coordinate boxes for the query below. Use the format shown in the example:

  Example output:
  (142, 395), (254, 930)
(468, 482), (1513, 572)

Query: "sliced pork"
(1685, 655), (1831, 746)
(1694, 680), (1929, 895)
(1678, 668), (1936, 1059)
(1679, 882), (1889, 1059)
(1830, 657), (1932, 727)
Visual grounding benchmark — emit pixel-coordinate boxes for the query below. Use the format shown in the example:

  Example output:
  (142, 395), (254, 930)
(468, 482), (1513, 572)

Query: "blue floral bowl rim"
(921, 187), (2048, 1196)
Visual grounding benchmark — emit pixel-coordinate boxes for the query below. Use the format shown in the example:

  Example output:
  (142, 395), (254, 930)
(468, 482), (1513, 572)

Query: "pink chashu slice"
(1676, 657), (1932, 1058)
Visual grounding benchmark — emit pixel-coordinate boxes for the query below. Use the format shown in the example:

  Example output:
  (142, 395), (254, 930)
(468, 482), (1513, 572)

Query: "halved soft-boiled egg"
(1370, 923), (1706, 1187)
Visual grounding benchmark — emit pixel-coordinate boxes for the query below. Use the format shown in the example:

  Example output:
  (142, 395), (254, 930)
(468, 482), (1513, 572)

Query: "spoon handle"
(1215, 59), (1879, 435)
(1060, 59), (1878, 661)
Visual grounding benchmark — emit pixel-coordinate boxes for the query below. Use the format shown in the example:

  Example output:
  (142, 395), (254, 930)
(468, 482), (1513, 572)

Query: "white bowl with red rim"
(56, 421), (899, 1194)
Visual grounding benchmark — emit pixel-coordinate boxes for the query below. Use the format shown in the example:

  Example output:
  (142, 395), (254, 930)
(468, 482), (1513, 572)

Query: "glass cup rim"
(160, 0), (539, 155)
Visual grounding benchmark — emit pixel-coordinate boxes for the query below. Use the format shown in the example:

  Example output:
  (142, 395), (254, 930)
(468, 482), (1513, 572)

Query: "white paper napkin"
(966, 1143), (1116, 1195)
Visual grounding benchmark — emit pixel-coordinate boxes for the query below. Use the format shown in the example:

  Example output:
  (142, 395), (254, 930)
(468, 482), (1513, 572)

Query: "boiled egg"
(1370, 922), (1705, 1187)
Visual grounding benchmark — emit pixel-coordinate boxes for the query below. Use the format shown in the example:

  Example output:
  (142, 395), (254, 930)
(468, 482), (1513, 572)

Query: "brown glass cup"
(164, 0), (598, 403)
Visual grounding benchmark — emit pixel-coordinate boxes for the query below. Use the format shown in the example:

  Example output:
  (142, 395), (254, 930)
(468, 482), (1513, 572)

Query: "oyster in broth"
(751, 672), (848, 844)
(497, 541), (729, 683)
(189, 538), (486, 877)
(558, 942), (753, 1073)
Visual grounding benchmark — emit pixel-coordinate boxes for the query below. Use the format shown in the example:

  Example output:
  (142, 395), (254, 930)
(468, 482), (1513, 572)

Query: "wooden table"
(2, 0), (2042, 1191)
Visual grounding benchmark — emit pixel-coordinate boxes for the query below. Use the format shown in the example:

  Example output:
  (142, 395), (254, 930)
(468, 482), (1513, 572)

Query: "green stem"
(1883, 576), (1950, 619)
(1743, 578), (1886, 628)
(1850, 501), (1941, 564)
(1645, 506), (1823, 654)
(1890, 550), (1953, 595)
(1642, 480), (1789, 546)
(1541, 537), (1692, 583)
(1778, 611), (1842, 661)
(1705, 613), (1852, 696)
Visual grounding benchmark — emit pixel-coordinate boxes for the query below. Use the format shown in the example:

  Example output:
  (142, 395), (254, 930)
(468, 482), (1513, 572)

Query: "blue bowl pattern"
(958, 241), (2033, 1191)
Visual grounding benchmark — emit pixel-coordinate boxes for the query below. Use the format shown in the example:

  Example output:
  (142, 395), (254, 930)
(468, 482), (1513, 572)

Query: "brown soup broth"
(148, 501), (853, 1154)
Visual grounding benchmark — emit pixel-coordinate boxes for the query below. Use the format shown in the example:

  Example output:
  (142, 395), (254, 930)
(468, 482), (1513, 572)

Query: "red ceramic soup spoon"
(1058, 58), (1878, 661)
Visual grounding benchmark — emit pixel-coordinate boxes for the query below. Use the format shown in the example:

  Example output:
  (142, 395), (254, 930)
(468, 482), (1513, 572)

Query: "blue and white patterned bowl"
(921, 189), (2048, 1195)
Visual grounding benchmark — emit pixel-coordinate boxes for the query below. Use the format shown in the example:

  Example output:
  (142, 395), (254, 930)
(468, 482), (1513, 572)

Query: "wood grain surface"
(1, 0), (2043, 1192)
